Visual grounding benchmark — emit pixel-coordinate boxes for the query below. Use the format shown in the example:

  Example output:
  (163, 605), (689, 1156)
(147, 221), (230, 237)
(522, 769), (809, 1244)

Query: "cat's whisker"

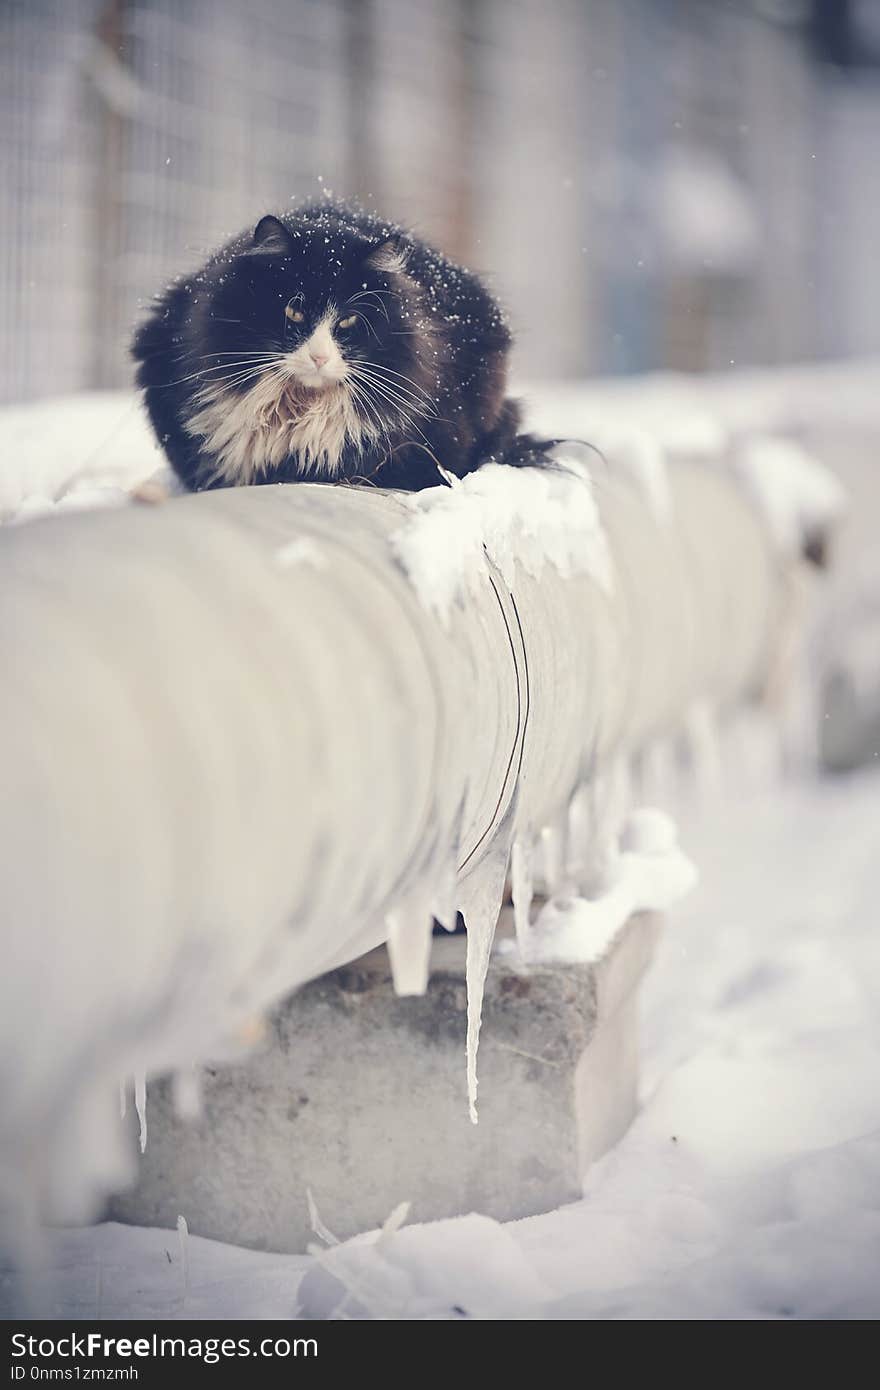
(196, 362), (280, 381)
(155, 355), (282, 389)
(350, 369), (422, 411)
(352, 376), (434, 448)
(352, 360), (437, 405)
(348, 365), (437, 417)
(390, 439), (447, 475)
(347, 359), (432, 400)
(347, 287), (398, 302)
(347, 368), (407, 412)
(348, 354), (434, 392)
(344, 290), (392, 322)
(346, 379), (389, 440)
(347, 311), (380, 343)
(218, 368), (280, 391)
(348, 371), (425, 422)
(207, 318), (266, 334)
(345, 391), (382, 442)
(211, 358), (279, 375)
(193, 362), (283, 396)
(193, 350), (279, 360)
(344, 372), (386, 425)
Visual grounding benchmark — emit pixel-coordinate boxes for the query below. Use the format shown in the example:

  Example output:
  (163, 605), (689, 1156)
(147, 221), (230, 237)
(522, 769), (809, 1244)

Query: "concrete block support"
(110, 913), (660, 1252)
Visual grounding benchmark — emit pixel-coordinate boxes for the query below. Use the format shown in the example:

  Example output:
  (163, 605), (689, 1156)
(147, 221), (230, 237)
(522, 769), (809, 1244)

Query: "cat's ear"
(249, 215), (291, 255)
(365, 237), (409, 275)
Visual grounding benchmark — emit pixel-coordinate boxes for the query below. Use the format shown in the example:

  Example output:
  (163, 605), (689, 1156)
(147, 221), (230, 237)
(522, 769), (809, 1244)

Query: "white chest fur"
(185, 373), (376, 486)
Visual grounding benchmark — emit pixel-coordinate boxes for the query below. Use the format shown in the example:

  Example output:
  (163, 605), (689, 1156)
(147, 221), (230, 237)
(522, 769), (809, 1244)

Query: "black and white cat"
(133, 202), (551, 492)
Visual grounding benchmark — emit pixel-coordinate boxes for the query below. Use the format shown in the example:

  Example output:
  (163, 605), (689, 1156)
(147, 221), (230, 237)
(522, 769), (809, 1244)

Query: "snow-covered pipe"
(0, 452), (812, 1241)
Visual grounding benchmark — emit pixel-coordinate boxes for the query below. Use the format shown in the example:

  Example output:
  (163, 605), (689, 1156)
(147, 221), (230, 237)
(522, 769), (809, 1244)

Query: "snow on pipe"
(0, 446), (837, 1245)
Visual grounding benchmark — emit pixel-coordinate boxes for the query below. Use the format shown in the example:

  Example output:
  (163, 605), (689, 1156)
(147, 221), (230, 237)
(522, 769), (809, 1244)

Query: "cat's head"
(193, 210), (435, 426)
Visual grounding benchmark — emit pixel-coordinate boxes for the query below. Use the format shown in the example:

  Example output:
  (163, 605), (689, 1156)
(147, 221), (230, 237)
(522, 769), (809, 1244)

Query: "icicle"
(176, 1215), (189, 1309)
(538, 821), (567, 896)
(172, 1066), (202, 1122)
(430, 850), (459, 933)
(612, 754), (634, 826)
(565, 782), (592, 886)
(510, 834), (534, 952)
(458, 807), (515, 1124)
(385, 892), (434, 996)
(720, 708), (761, 793)
(779, 666), (820, 775)
(307, 1188), (340, 1247)
(118, 1080), (126, 1119)
(638, 736), (678, 806)
(594, 756), (633, 872)
(134, 1073), (147, 1154)
(376, 1200), (411, 1251)
(684, 700), (722, 797)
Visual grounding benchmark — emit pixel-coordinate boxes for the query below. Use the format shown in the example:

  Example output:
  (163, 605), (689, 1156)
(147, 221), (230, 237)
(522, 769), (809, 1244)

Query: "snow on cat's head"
(208, 212), (417, 394)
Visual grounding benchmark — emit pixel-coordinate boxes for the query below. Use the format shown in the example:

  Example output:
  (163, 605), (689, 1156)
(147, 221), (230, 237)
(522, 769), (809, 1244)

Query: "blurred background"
(1, 0), (880, 403)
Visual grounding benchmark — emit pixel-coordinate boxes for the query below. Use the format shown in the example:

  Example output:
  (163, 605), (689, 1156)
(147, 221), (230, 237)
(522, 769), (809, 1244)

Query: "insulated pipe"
(0, 460), (782, 1233)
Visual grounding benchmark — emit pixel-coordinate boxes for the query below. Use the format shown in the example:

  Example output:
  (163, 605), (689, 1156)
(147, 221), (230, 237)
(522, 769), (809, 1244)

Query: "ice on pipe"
(134, 1074), (147, 1155)
(458, 815), (514, 1124)
(510, 834), (535, 951)
(538, 820), (568, 897)
(595, 425), (673, 524)
(385, 893), (434, 996)
(563, 783), (589, 886)
(430, 802), (466, 933)
(722, 707), (783, 793)
(637, 736), (680, 807)
(274, 536), (328, 570)
(684, 700), (723, 798)
(827, 611), (880, 707)
(430, 851), (460, 933)
(0, 379), (853, 1246)
(618, 806), (679, 855)
(575, 754), (633, 895)
(297, 1211), (546, 1320)
(391, 454), (612, 621)
(730, 435), (847, 557)
(7, 483), (132, 526)
(498, 808), (696, 967)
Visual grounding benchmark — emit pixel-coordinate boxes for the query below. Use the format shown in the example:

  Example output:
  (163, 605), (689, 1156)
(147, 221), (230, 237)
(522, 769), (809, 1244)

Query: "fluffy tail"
(480, 397), (576, 470)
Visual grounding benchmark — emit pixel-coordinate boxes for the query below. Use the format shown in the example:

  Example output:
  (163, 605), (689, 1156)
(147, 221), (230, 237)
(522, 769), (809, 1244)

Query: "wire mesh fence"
(2, 0), (879, 403)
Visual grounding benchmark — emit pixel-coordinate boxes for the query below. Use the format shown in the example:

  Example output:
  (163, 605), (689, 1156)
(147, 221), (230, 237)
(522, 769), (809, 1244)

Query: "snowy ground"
(9, 766), (878, 1321)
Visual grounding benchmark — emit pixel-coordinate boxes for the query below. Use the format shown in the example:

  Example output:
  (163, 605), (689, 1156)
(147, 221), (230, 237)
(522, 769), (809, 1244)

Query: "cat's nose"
(310, 352), (330, 369)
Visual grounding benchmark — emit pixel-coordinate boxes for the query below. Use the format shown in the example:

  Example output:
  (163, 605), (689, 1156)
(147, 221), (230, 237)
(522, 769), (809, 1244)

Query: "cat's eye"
(285, 305), (305, 324)
(337, 314), (358, 330)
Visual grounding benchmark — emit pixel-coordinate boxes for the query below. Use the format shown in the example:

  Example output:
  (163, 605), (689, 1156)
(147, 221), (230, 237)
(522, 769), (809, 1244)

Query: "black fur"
(132, 202), (552, 492)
